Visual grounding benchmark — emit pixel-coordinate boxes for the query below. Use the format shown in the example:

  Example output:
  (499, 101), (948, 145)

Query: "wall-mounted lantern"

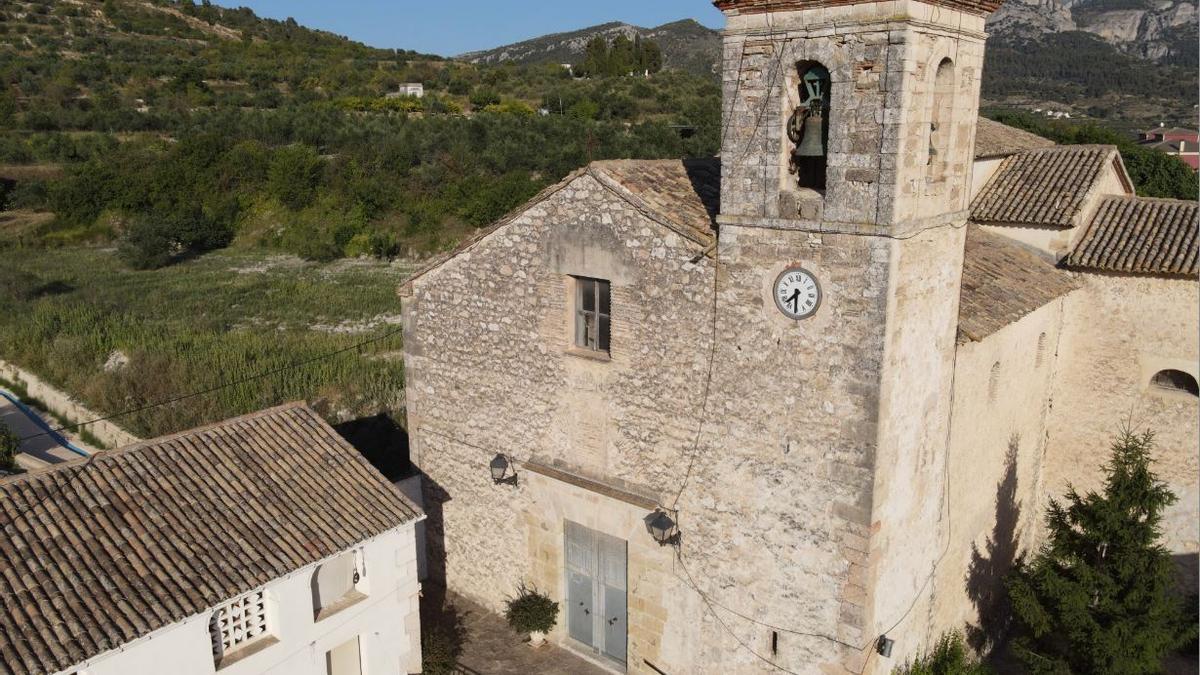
(644, 509), (680, 547)
(489, 453), (518, 486)
(876, 635), (895, 658)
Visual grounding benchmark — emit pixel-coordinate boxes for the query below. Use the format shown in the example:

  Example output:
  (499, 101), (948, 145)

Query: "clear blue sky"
(233, 1), (726, 56)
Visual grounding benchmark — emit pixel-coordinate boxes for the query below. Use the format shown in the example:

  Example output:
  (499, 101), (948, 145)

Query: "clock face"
(774, 267), (822, 320)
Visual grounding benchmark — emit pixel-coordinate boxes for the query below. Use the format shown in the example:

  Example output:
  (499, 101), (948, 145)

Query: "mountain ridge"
(459, 18), (721, 76)
(458, 2), (1197, 125)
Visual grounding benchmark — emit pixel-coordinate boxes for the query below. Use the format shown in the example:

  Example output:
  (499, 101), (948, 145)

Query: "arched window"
(1035, 332), (1048, 368)
(988, 361), (1001, 403)
(1151, 370), (1199, 397)
(311, 550), (365, 620)
(787, 62), (831, 191)
(928, 58), (955, 178)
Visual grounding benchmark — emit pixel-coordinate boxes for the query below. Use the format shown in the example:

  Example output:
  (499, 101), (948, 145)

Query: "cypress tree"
(1005, 429), (1195, 674)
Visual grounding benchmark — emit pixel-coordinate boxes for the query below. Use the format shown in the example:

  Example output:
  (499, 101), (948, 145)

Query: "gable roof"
(0, 403), (421, 675)
(971, 145), (1130, 228)
(958, 226), (1082, 343)
(401, 158), (720, 290)
(1065, 195), (1199, 276)
(974, 117), (1055, 159)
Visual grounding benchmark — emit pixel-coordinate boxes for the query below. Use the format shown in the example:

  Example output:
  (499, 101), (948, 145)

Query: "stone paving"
(424, 587), (610, 675)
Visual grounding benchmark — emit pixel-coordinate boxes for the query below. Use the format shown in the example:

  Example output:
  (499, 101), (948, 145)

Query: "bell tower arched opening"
(928, 58), (955, 180)
(787, 61), (832, 191)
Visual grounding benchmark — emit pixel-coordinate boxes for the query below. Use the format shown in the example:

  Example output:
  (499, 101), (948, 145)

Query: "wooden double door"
(564, 521), (628, 666)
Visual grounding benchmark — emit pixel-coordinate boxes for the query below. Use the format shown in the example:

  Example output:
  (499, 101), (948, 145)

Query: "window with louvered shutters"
(210, 590), (270, 661)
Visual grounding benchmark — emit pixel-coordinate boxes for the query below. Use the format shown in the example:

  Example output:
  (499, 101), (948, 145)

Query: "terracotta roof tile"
(973, 118), (1055, 159)
(1065, 196), (1199, 276)
(958, 226), (1082, 343)
(589, 158), (720, 247)
(971, 145), (1125, 228)
(0, 403), (421, 675)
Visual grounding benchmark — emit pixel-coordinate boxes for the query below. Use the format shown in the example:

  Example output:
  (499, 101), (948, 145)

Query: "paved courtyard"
(423, 587), (611, 675)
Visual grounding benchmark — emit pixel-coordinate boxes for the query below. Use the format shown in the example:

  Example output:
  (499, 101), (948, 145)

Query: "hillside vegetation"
(0, 0), (720, 266)
(0, 0), (720, 437)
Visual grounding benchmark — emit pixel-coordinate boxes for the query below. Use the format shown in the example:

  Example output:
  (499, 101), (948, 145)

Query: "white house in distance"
(0, 403), (425, 675)
(385, 83), (424, 99)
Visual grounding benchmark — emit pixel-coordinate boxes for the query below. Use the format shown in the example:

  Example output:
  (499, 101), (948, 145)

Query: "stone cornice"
(714, 0), (1002, 17)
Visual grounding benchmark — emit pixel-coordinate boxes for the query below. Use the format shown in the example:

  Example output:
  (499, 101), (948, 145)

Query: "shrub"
(344, 230), (399, 259)
(0, 421), (21, 473)
(504, 584), (558, 635)
(118, 207), (234, 269)
(420, 624), (460, 675)
(893, 631), (991, 675)
(1006, 429), (1195, 674)
(268, 144), (324, 210)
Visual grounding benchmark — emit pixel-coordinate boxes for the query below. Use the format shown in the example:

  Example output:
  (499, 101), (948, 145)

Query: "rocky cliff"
(991, 0), (1198, 66)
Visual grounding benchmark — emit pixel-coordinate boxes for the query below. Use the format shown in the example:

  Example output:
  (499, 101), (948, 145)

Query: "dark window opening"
(928, 58), (955, 177)
(1151, 369), (1199, 397)
(788, 62), (831, 191)
(575, 277), (611, 353)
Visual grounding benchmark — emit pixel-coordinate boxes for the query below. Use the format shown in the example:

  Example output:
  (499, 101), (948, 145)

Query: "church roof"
(973, 118), (1055, 159)
(958, 226), (1081, 343)
(1065, 195), (1198, 276)
(588, 159), (720, 247)
(402, 158), (720, 289)
(0, 403), (421, 675)
(970, 145), (1130, 228)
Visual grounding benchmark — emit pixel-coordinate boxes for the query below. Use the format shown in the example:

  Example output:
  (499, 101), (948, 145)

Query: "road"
(0, 391), (87, 470)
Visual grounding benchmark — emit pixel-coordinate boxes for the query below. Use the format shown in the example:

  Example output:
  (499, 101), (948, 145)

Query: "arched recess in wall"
(1151, 369), (1199, 397)
(1036, 332), (1048, 368)
(989, 361), (1001, 403)
(927, 58), (955, 179)
(787, 61), (832, 191)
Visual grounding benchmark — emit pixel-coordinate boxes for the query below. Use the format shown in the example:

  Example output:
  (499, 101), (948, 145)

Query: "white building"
(0, 403), (425, 675)
(386, 83), (424, 99)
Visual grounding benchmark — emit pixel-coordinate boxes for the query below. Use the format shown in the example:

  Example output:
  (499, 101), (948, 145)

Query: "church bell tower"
(715, 0), (998, 228)
(702, 0), (1004, 671)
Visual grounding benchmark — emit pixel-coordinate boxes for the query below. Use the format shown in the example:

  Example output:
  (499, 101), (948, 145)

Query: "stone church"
(399, 0), (1198, 672)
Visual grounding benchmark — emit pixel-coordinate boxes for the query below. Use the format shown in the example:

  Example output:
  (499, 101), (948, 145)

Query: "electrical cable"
(669, 240), (720, 511)
(676, 552), (805, 675)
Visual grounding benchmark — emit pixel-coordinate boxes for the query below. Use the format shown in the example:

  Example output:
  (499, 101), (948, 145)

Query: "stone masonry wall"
(1046, 274), (1199, 583)
(404, 172), (894, 673)
(930, 300), (1067, 651)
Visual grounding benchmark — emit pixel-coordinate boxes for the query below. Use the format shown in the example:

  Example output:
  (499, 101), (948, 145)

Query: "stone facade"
(931, 299), (1068, 649)
(928, 270), (1199, 648)
(400, 0), (1196, 672)
(1048, 274), (1199, 577)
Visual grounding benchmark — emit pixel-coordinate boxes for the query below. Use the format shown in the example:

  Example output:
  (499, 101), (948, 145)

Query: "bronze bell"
(795, 111), (826, 158)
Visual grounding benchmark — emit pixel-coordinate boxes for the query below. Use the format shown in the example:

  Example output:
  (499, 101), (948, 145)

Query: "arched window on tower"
(927, 58), (955, 180)
(788, 62), (831, 191)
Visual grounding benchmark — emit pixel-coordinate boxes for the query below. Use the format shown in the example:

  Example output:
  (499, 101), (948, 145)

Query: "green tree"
(118, 207), (234, 270)
(1006, 429), (1195, 674)
(268, 144), (323, 210)
(580, 36), (610, 77)
(0, 421), (20, 473)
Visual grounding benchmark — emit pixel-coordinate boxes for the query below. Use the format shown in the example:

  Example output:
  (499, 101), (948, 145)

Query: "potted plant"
(504, 584), (559, 647)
